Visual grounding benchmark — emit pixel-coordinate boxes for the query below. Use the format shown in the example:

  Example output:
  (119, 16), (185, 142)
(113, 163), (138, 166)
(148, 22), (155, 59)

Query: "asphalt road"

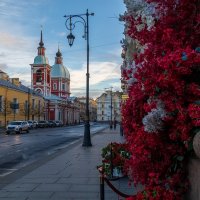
(0, 123), (108, 177)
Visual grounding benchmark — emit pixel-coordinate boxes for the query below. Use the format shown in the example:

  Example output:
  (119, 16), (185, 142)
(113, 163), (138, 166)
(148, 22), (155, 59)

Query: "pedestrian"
(120, 122), (123, 136)
(110, 121), (113, 129)
(114, 119), (117, 130)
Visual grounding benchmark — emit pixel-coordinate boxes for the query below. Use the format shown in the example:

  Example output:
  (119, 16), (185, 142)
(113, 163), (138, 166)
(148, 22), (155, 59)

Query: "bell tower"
(30, 30), (51, 96)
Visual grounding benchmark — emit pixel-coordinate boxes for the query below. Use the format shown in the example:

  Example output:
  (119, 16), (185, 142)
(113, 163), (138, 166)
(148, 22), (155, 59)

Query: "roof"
(0, 69), (5, 73)
(0, 79), (43, 97)
(34, 55), (49, 65)
(51, 64), (70, 79)
(67, 96), (78, 103)
(44, 94), (64, 101)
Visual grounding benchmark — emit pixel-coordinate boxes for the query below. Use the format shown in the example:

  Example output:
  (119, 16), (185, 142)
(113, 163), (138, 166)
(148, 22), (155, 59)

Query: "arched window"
(36, 69), (42, 82)
(36, 88), (43, 94)
(53, 83), (57, 90)
(62, 83), (65, 90)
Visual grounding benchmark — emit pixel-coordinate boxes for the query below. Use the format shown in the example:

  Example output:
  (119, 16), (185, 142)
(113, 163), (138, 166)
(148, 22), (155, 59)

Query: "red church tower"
(30, 30), (51, 96)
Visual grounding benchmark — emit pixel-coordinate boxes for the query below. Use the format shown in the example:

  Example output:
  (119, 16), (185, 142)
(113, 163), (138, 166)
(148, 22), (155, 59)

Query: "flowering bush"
(121, 0), (200, 199)
(101, 142), (130, 177)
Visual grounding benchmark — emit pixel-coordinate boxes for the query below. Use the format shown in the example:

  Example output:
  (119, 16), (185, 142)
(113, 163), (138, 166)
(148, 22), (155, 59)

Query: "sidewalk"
(0, 126), (140, 200)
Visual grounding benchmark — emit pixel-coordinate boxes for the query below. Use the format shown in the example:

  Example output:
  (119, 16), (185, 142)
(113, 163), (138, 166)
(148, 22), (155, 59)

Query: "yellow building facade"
(0, 71), (45, 127)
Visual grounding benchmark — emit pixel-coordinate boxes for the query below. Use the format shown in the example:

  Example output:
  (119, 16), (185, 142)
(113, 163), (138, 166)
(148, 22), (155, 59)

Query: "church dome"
(34, 55), (49, 65)
(51, 64), (70, 79)
(51, 48), (70, 79)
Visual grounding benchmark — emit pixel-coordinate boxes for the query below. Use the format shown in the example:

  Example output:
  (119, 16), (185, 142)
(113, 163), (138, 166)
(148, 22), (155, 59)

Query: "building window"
(0, 96), (2, 112)
(11, 98), (19, 113)
(38, 100), (41, 110)
(53, 83), (57, 90)
(62, 83), (65, 90)
(24, 100), (28, 113)
(36, 69), (42, 82)
(32, 99), (35, 110)
(59, 111), (61, 120)
(102, 111), (104, 115)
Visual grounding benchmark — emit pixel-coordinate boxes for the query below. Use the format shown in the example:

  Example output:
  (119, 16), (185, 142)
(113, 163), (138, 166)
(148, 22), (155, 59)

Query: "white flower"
(142, 100), (167, 133)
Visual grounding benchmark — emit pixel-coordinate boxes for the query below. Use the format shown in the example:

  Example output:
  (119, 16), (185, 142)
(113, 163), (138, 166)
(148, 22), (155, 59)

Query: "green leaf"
(152, 190), (157, 197)
(193, 128), (200, 135)
(187, 139), (194, 151)
(194, 100), (200, 105)
(163, 70), (168, 75)
(143, 190), (147, 197)
(174, 162), (177, 172)
(155, 86), (160, 93)
(177, 156), (184, 161)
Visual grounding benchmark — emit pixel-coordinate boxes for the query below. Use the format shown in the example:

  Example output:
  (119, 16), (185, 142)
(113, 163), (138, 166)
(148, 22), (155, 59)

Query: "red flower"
(121, 0), (200, 198)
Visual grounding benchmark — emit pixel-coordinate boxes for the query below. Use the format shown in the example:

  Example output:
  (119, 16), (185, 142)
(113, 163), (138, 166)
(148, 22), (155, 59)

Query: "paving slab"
(0, 126), (137, 200)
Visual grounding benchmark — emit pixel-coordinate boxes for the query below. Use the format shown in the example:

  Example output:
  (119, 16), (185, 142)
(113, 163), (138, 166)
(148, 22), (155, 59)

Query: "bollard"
(110, 142), (113, 178)
(100, 174), (105, 200)
(120, 124), (123, 136)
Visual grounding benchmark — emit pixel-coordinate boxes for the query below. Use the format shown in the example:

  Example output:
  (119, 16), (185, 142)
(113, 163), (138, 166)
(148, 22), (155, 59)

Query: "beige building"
(0, 70), (45, 127)
(77, 97), (97, 122)
(96, 90), (122, 123)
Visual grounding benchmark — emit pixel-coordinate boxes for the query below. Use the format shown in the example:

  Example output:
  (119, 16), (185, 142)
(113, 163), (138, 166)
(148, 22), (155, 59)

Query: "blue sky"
(0, 0), (126, 98)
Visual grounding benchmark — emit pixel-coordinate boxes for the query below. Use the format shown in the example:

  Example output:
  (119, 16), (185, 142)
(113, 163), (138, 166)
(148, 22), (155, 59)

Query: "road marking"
(0, 168), (17, 177)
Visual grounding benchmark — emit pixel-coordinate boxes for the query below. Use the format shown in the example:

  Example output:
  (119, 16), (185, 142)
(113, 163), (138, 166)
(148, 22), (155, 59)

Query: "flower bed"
(101, 142), (130, 178)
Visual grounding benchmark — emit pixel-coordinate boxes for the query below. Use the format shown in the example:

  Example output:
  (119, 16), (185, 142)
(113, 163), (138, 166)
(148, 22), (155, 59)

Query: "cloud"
(0, 30), (37, 86)
(0, 52), (6, 57)
(0, 0), (22, 18)
(69, 61), (120, 89)
(57, 32), (66, 37)
(0, 32), (28, 49)
(0, 63), (9, 71)
(69, 61), (121, 98)
(0, 0), (45, 19)
(0, 0), (123, 99)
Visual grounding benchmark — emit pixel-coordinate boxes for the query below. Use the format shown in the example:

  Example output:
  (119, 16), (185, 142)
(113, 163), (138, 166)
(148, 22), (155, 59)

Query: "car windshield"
(39, 121), (45, 123)
(28, 121), (32, 123)
(9, 121), (22, 125)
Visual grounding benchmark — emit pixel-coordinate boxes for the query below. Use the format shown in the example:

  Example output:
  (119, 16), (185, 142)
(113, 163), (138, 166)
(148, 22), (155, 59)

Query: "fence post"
(100, 173), (105, 200)
(110, 142), (113, 178)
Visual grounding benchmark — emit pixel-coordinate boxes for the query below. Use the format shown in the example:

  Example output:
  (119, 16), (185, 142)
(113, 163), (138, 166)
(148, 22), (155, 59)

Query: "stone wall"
(187, 132), (200, 200)
(187, 158), (200, 200)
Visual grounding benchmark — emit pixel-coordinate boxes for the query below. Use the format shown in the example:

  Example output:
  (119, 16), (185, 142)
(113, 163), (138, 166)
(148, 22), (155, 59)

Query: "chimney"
(11, 78), (20, 87)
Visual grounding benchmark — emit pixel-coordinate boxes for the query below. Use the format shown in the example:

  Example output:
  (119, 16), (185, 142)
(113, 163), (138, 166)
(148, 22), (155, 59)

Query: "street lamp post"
(110, 88), (113, 129)
(64, 9), (94, 147)
(28, 88), (30, 121)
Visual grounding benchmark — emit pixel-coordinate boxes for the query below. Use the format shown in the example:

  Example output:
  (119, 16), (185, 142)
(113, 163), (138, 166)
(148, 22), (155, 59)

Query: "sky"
(0, 0), (126, 99)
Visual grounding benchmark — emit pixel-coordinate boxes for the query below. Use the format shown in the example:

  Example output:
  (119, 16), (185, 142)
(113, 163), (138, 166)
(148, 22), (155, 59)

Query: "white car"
(6, 121), (30, 134)
(28, 120), (37, 129)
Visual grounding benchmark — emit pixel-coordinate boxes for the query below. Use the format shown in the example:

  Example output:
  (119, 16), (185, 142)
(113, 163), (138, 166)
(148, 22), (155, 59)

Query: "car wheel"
(26, 129), (29, 133)
(18, 129), (22, 134)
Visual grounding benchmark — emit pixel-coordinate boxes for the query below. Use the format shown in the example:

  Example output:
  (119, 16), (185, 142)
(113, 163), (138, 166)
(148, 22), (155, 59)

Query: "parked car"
(33, 121), (38, 128)
(27, 120), (33, 129)
(6, 121), (29, 134)
(48, 120), (56, 127)
(55, 120), (63, 127)
(28, 120), (37, 129)
(38, 120), (48, 128)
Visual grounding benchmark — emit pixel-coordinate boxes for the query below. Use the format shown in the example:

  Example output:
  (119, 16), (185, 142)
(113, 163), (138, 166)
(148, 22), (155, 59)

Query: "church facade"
(30, 31), (80, 125)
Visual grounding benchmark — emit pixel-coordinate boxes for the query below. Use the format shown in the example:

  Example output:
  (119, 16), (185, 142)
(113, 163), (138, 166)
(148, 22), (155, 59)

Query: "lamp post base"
(82, 122), (92, 147)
